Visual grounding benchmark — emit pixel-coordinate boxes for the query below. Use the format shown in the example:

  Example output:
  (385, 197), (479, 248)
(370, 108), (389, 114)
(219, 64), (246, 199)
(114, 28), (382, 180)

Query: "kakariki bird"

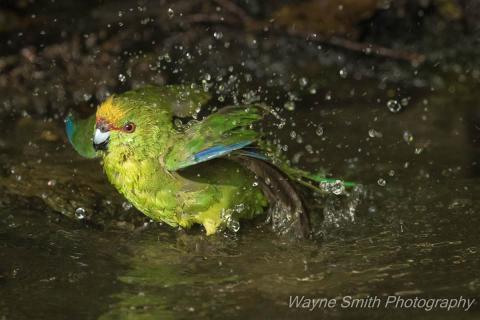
(66, 85), (354, 238)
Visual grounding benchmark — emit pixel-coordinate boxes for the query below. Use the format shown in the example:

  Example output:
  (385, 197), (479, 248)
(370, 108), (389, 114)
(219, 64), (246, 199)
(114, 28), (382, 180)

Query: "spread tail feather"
(234, 156), (311, 238)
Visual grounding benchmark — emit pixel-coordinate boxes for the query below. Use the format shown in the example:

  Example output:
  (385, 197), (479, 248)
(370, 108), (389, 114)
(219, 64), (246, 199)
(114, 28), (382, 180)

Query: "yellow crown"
(96, 96), (125, 124)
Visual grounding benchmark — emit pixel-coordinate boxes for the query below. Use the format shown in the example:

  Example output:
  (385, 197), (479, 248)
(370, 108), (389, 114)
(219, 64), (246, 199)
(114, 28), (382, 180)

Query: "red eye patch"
(96, 118), (136, 133)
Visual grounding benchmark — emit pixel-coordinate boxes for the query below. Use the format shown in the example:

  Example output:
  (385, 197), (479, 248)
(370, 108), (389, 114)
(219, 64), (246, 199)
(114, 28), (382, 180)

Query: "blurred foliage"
(273, 0), (381, 38)
(435, 0), (462, 20)
(0, 0), (478, 118)
(272, 0), (465, 36)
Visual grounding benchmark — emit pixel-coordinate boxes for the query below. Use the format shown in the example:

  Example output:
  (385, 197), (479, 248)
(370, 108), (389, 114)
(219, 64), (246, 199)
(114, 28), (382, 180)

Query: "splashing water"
(321, 185), (366, 229)
(267, 202), (303, 237)
(220, 207), (241, 233)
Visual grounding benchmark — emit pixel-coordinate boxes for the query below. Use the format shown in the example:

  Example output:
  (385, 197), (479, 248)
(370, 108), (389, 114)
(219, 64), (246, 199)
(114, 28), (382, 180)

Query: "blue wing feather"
(64, 113), (98, 159)
(65, 114), (75, 145)
(173, 141), (270, 169)
(191, 141), (252, 164)
(233, 149), (270, 161)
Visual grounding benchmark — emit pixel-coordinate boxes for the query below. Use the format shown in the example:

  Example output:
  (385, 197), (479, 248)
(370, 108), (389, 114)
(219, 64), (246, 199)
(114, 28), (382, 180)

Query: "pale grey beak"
(93, 128), (110, 150)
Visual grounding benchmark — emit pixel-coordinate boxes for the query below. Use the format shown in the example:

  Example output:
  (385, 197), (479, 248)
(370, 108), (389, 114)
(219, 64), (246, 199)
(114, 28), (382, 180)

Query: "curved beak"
(93, 128), (110, 151)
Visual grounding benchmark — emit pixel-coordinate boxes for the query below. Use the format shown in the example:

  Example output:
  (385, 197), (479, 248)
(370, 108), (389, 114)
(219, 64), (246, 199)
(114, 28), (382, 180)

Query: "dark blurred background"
(1, 0), (480, 171)
(0, 0), (479, 117)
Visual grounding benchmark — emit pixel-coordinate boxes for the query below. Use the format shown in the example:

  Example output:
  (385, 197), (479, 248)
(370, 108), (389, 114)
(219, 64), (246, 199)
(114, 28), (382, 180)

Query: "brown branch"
(328, 36), (425, 65)
(186, 0), (426, 64)
(212, 0), (254, 25)
(286, 29), (426, 65)
(182, 13), (227, 25)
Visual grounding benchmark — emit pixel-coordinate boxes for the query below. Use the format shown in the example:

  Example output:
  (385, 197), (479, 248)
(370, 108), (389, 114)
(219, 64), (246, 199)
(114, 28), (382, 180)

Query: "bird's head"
(93, 95), (168, 156)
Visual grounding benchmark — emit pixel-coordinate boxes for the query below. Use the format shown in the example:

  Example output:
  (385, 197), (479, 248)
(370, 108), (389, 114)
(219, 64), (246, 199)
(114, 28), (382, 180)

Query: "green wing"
(119, 85), (211, 118)
(164, 104), (268, 171)
(163, 102), (356, 189)
(65, 113), (97, 158)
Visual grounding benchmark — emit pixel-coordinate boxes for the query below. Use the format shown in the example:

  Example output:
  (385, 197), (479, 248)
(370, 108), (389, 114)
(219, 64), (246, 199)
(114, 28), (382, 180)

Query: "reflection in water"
(0, 208), (129, 319)
(99, 178), (480, 319)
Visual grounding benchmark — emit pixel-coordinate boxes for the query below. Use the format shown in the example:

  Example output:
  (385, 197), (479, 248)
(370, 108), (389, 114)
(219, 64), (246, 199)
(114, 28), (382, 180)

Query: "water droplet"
(252, 181), (258, 187)
(332, 180), (345, 195)
(315, 126), (324, 136)
(319, 180), (345, 195)
(118, 74), (126, 82)
(325, 91), (332, 100)
(305, 144), (314, 154)
(173, 118), (183, 128)
(377, 178), (386, 186)
(339, 68), (348, 78)
(368, 129), (383, 138)
(47, 179), (56, 187)
(75, 207), (86, 219)
(235, 203), (245, 213)
(229, 219), (240, 232)
(299, 77), (308, 87)
(387, 99), (402, 113)
(403, 131), (413, 144)
(221, 208), (241, 232)
(122, 202), (133, 211)
(213, 31), (223, 40)
(167, 8), (174, 18)
(283, 101), (295, 111)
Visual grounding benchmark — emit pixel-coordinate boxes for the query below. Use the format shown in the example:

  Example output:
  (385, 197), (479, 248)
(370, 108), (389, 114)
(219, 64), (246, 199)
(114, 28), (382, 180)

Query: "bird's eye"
(123, 122), (136, 133)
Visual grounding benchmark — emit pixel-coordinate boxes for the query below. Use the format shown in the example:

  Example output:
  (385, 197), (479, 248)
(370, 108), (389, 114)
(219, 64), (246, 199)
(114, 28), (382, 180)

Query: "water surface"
(1, 71), (479, 319)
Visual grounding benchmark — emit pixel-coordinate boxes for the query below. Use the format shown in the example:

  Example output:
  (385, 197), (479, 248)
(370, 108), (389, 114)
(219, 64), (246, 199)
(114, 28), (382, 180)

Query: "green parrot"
(66, 85), (354, 237)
